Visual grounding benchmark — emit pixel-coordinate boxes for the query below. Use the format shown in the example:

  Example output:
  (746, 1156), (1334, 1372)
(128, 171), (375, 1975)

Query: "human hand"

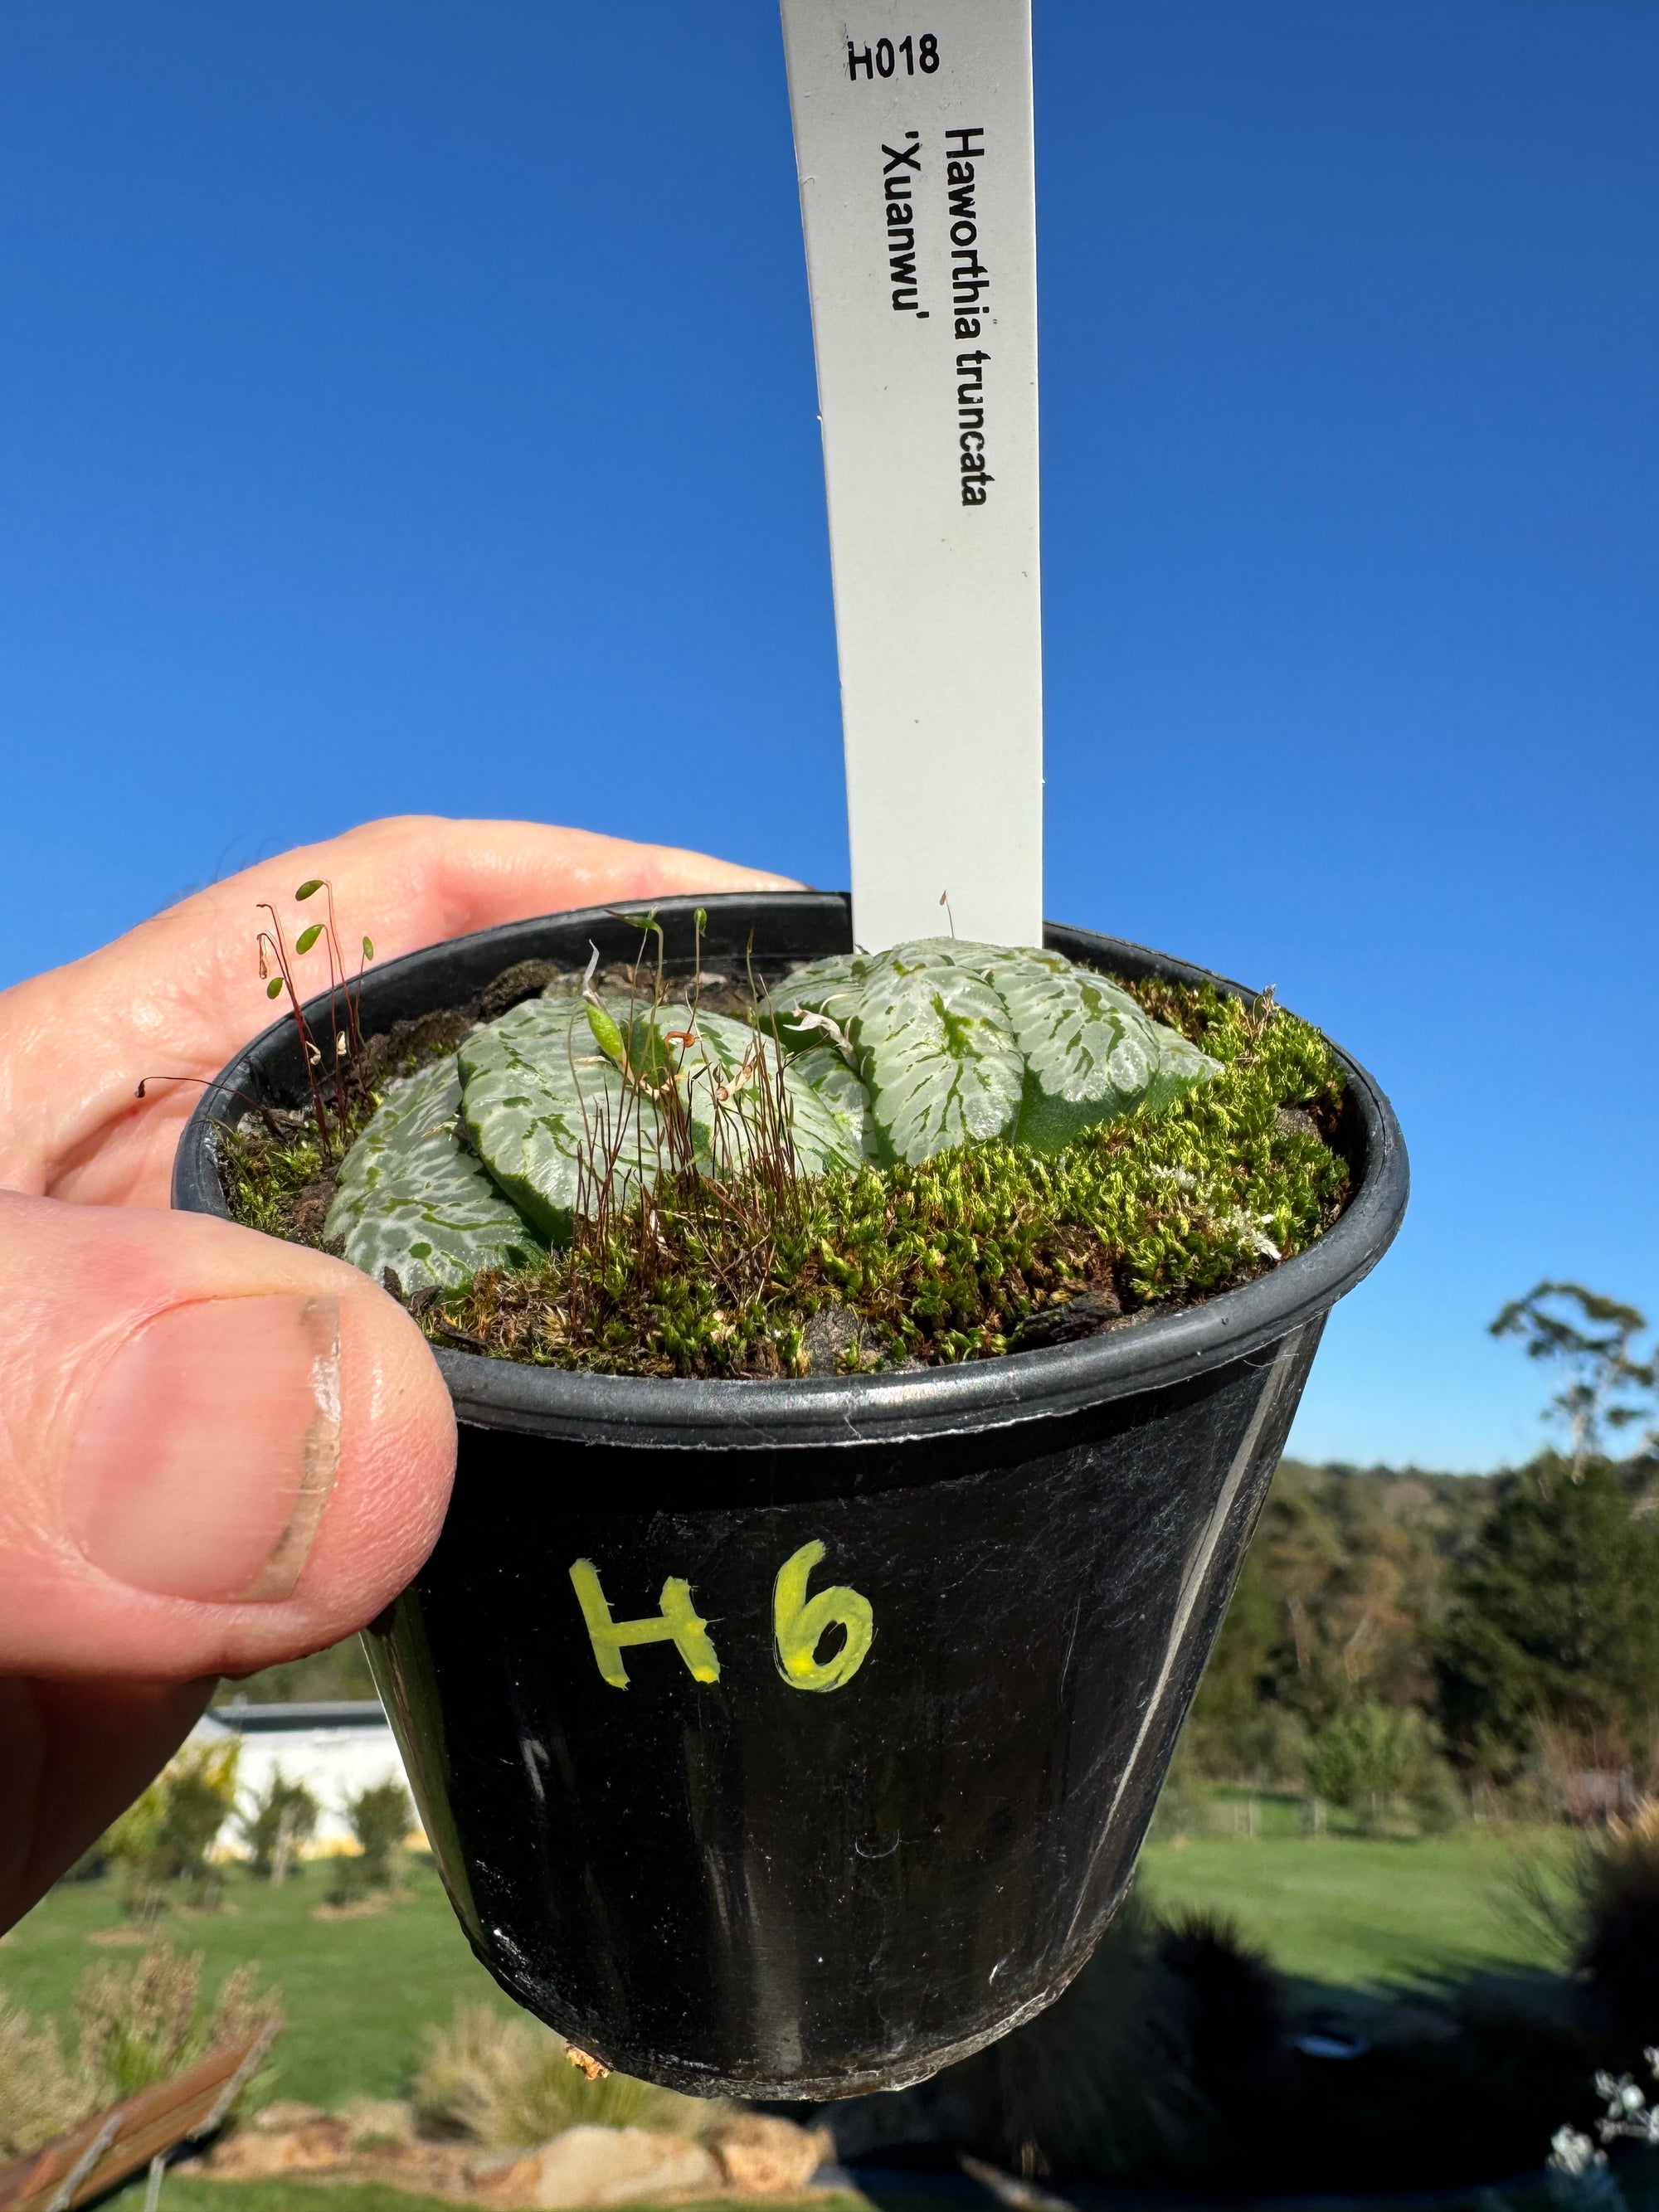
(0, 815), (793, 1929)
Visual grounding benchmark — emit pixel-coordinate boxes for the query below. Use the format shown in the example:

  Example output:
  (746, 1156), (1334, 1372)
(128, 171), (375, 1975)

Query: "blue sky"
(1, 2), (1652, 1470)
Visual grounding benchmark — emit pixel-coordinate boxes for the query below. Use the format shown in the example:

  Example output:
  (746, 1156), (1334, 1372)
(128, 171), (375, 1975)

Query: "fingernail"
(69, 1296), (342, 1602)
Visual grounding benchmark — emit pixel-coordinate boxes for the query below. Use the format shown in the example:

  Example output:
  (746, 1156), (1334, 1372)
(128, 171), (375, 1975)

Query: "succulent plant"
(324, 1055), (544, 1292)
(325, 993), (865, 1291)
(455, 996), (862, 1245)
(324, 941), (1218, 1295)
(763, 938), (1219, 1164)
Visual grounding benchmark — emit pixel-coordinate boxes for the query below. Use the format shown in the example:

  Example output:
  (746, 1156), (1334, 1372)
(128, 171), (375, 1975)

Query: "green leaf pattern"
(455, 997), (869, 1244)
(767, 937), (1219, 1164)
(790, 1044), (882, 1161)
(457, 999), (636, 1245)
(323, 1056), (544, 1294)
(854, 956), (1027, 1164)
(677, 1010), (872, 1177)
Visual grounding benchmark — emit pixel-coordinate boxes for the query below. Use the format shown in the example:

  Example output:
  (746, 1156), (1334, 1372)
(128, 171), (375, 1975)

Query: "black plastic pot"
(174, 892), (1406, 2101)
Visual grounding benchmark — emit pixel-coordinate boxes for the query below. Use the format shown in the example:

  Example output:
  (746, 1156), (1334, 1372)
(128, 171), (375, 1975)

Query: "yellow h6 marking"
(772, 1540), (874, 1693)
(569, 1558), (722, 1690)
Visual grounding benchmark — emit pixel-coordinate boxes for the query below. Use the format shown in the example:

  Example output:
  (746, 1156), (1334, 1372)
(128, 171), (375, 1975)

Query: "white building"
(191, 1699), (417, 1854)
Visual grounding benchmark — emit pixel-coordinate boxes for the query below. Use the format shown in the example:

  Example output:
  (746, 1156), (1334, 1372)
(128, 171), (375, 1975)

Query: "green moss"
(218, 1127), (330, 1241)
(221, 975), (1349, 1378)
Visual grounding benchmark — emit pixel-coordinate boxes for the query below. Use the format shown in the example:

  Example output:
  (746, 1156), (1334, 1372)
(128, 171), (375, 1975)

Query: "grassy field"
(109, 2185), (497, 2212)
(1140, 1823), (1567, 1991)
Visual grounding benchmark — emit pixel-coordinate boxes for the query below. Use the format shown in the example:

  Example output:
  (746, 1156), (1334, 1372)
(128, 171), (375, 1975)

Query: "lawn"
(110, 2186), (486, 2212)
(1139, 1819), (1569, 1991)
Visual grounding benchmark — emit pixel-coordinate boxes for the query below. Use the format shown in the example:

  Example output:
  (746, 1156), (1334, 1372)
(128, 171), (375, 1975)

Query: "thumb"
(0, 1192), (455, 1680)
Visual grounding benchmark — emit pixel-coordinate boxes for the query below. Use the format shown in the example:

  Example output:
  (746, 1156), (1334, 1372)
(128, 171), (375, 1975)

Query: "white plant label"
(780, 0), (1043, 952)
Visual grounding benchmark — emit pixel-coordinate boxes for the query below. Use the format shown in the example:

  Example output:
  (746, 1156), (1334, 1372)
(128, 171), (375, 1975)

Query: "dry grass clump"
(0, 1996), (92, 2159)
(76, 1942), (280, 2101)
(847, 1894), (1287, 2187)
(0, 1943), (282, 2158)
(411, 2004), (713, 2149)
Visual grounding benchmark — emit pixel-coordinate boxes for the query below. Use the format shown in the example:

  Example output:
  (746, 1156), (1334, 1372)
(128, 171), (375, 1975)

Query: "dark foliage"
(830, 1895), (1620, 2195)
(1180, 1460), (1493, 1785)
(1569, 1809), (1659, 2039)
(1437, 1457), (1659, 1777)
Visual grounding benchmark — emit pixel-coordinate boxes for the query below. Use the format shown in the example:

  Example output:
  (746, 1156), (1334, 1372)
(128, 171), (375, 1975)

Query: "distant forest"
(1185, 1450), (1659, 1801)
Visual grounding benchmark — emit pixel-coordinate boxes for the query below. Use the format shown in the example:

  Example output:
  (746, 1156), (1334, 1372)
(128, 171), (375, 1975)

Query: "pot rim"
(173, 891), (1408, 1451)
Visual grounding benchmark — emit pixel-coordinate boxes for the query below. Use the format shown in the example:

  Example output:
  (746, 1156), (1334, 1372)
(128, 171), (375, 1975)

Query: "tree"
(236, 1769), (319, 1884)
(1303, 1703), (1419, 1833)
(1435, 1457), (1659, 1776)
(1180, 1550), (1282, 1777)
(328, 1777), (415, 1903)
(1491, 1283), (1654, 1478)
(104, 1742), (240, 1918)
(1179, 1461), (1491, 1782)
(348, 1778), (414, 1888)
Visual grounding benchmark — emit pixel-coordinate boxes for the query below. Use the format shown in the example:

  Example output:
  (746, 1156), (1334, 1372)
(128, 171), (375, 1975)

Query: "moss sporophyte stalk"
(219, 931), (1350, 1379)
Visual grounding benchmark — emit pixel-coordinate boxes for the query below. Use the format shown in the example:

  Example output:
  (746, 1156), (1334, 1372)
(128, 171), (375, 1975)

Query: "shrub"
(53, 1844), (109, 1886)
(1407, 1753), (1466, 1835)
(1148, 1744), (1206, 1845)
(236, 1769), (319, 1884)
(411, 2004), (708, 2146)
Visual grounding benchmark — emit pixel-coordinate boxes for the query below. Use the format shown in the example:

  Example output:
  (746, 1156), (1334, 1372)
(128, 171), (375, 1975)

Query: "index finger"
(1, 815), (797, 1205)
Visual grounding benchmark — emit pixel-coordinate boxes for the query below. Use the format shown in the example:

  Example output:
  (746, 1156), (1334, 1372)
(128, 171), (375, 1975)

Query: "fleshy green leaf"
(460, 999), (635, 1244)
(985, 954), (1219, 1149)
(791, 1044), (880, 1162)
(852, 951), (1026, 1164)
(325, 1057), (543, 1294)
(763, 938), (1216, 1164)
(585, 1000), (626, 1067)
(456, 998), (867, 1243)
(762, 950), (874, 1036)
(674, 1011), (867, 1179)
